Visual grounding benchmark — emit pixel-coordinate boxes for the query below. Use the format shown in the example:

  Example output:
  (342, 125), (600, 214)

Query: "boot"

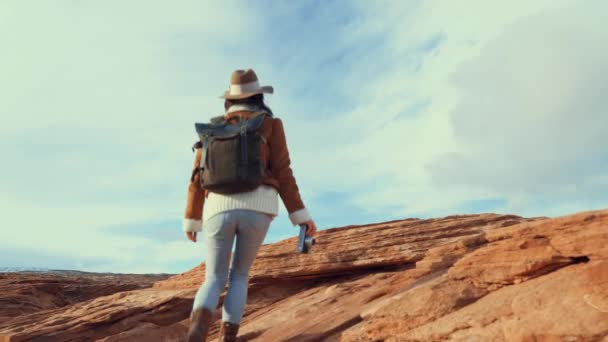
(187, 307), (214, 342)
(218, 321), (240, 342)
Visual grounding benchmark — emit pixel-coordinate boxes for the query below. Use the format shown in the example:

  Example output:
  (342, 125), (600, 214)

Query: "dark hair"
(224, 93), (274, 116)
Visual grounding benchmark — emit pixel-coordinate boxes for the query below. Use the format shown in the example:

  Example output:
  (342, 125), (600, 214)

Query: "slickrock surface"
(0, 272), (171, 327)
(1, 210), (607, 341)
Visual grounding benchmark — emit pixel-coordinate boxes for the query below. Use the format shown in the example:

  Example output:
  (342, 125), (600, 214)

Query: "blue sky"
(1, 0), (606, 274)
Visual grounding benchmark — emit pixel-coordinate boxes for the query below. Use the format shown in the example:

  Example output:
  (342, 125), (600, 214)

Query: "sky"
(1, 0), (606, 274)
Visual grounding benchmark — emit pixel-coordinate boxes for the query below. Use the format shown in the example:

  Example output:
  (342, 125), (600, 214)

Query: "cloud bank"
(1, 0), (604, 273)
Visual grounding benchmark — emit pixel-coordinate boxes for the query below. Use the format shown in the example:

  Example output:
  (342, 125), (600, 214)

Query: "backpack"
(192, 111), (269, 194)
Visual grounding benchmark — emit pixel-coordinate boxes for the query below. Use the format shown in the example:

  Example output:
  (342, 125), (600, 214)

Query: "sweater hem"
(203, 184), (279, 223)
(289, 207), (312, 226)
(183, 218), (203, 232)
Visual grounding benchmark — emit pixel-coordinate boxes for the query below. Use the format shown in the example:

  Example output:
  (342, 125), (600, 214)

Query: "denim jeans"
(191, 209), (273, 324)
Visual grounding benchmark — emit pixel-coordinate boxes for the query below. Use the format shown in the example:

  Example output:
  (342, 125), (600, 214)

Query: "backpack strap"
(198, 133), (210, 185)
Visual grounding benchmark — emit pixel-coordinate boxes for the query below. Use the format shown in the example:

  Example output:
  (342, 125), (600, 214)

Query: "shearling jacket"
(183, 110), (310, 232)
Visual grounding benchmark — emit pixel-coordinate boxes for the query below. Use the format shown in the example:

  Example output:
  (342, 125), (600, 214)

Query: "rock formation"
(1, 210), (606, 341)
(0, 271), (170, 328)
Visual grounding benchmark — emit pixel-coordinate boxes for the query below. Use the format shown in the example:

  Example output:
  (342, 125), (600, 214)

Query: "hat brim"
(219, 85), (274, 100)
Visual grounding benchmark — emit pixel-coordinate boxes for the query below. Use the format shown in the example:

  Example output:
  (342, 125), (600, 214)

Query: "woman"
(183, 69), (317, 342)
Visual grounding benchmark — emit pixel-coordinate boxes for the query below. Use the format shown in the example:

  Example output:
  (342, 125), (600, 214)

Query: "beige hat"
(220, 69), (274, 100)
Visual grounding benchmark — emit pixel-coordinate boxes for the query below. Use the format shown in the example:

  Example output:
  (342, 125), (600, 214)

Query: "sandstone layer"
(0, 271), (171, 328)
(1, 210), (606, 341)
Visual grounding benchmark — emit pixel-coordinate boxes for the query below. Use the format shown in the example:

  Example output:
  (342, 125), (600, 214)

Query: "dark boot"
(218, 321), (240, 342)
(187, 307), (214, 342)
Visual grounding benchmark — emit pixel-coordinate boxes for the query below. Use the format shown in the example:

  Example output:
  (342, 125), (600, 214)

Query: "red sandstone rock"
(0, 271), (170, 328)
(1, 210), (606, 341)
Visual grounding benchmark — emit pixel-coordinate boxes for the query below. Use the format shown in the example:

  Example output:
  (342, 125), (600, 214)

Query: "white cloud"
(426, 0), (608, 216)
(1, 0), (605, 273)
(287, 0), (606, 218)
(0, 0), (261, 272)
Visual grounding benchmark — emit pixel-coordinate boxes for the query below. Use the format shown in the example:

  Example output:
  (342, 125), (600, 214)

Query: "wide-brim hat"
(219, 68), (274, 100)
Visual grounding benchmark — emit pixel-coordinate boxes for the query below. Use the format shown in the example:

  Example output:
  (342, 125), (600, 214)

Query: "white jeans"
(191, 209), (273, 324)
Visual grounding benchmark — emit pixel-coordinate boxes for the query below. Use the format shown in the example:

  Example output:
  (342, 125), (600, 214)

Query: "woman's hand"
(302, 219), (317, 236)
(186, 232), (197, 242)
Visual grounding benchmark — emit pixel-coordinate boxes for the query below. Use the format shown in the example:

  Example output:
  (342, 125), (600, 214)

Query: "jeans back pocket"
(204, 213), (227, 241)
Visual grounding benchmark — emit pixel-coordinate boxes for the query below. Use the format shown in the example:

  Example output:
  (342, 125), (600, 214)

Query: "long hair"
(224, 94), (274, 116)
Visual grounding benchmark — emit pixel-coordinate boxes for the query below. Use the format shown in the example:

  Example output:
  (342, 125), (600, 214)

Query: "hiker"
(183, 69), (317, 342)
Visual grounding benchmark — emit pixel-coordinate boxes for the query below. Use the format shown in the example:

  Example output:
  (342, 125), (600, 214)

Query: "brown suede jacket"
(184, 111), (306, 225)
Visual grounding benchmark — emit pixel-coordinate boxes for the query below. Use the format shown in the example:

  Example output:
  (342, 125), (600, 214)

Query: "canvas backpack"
(192, 111), (269, 194)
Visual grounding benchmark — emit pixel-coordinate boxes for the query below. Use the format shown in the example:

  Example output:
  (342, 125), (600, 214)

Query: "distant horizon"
(4, 207), (607, 274)
(0, 266), (176, 275)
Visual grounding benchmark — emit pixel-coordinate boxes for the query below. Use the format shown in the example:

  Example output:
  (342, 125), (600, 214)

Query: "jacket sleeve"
(269, 117), (312, 226)
(183, 148), (206, 232)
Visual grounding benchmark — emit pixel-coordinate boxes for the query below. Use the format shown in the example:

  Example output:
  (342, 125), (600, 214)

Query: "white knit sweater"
(203, 184), (279, 222)
(201, 184), (310, 227)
